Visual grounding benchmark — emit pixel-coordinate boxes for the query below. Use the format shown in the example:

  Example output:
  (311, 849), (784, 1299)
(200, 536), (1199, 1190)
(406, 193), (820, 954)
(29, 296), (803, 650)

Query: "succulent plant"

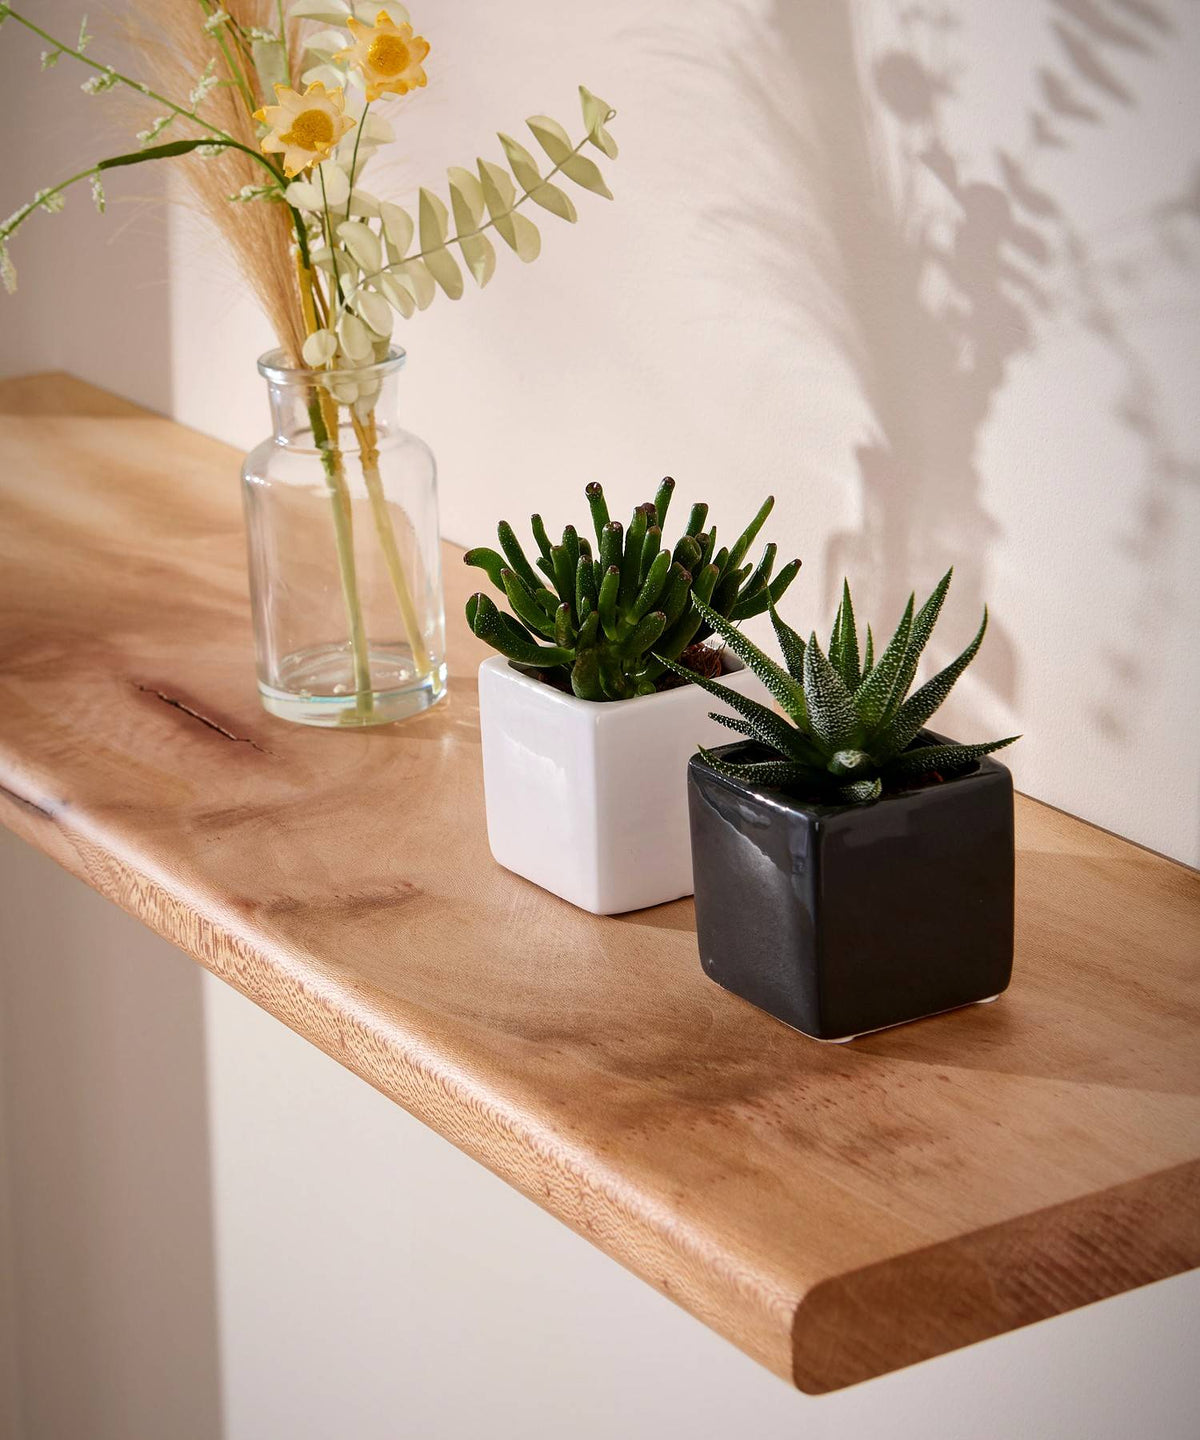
(661, 570), (1019, 802)
(465, 480), (800, 701)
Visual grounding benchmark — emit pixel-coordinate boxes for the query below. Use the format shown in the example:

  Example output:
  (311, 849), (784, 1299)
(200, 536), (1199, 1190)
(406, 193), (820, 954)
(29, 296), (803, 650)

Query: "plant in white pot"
(465, 478), (800, 914)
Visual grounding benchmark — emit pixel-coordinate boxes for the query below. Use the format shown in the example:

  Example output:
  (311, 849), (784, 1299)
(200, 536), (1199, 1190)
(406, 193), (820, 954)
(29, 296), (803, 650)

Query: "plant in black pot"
(661, 572), (1020, 1040)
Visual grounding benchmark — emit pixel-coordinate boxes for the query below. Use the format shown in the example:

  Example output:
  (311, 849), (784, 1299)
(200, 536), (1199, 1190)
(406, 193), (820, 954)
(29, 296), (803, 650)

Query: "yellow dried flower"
(336, 10), (429, 103)
(254, 81), (354, 178)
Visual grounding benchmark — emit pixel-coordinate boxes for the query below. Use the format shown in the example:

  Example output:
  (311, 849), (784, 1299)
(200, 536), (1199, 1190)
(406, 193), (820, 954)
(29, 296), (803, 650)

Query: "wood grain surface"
(0, 373), (1197, 1392)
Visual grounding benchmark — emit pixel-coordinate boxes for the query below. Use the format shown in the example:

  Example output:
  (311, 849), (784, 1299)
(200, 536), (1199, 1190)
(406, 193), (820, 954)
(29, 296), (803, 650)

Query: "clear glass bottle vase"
(241, 348), (447, 727)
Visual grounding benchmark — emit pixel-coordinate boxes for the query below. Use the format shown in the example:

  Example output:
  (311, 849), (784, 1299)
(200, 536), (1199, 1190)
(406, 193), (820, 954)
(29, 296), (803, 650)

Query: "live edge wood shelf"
(1, 374), (1198, 1394)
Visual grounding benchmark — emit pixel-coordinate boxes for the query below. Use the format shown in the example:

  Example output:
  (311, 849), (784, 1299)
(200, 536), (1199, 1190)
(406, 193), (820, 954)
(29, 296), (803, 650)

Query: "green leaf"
(527, 181), (577, 223)
(447, 166), (495, 286)
(501, 568), (560, 639)
(852, 594), (914, 730)
(684, 502), (708, 537)
(654, 656), (812, 762)
(768, 602), (806, 682)
(877, 609), (991, 757)
(571, 649), (603, 700)
(696, 748), (818, 790)
(585, 482), (610, 548)
(554, 602), (575, 650)
(622, 610), (667, 658)
(463, 546), (507, 590)
(600, 520), (623, 574)
(598, 565), (620, 639)
(468, 592), (573, 667)
(576, 550), (599, 617)
(418, 188), (463, 299)
(730, 559), (800, 621)
(530, 514), (553, 567)
(727, 495), (774, 572)
(630, 548), (672, 621)
(478, 159), (541, 260)
(497, 132), (542, 192)
(619, 506), (648, 609)
(883, 736), (1020, 783)
(526, 114), (573, 164)
(836, 580), (861, 690)
(497, 519), (544, 595)
(550, 545), (574, 607)
(803, 634), (862, 752)
(561, 153), (613, 199)
(691, 595), (806, 721)
(861, 625), (875, 681)
(96, 138), (231, 170)
(579, 85), (619, 159)
(882, 568), (953, 727)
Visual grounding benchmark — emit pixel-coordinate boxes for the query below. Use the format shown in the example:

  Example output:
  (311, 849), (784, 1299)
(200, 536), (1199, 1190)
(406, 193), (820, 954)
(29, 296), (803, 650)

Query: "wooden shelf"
(1, 373), (1197, 1393)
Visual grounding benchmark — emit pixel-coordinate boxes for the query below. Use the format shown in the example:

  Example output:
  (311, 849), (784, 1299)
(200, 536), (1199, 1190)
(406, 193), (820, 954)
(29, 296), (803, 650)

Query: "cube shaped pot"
(687, 737), (1015, 1040)
(478, 654), (767, 914)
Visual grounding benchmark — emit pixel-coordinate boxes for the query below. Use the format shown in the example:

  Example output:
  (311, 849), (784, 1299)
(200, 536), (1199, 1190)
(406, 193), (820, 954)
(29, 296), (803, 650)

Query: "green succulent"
(465, 479), (800, 701)
(661, 570), (1019, 802)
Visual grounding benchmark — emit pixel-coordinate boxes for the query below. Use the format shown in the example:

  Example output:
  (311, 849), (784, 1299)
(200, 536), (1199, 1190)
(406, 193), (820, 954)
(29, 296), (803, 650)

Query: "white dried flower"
(90, 176), (106, 214)
(78, 15), (92, 52)
(81, 69), (118, 95)
(41, 49), (61, 69)
(189, 59), (219, 109)
(35, 189), (65, 215)
(136, 116), (173, 147)
(202, 8), (230, 33)
(0, 243), (16, 296)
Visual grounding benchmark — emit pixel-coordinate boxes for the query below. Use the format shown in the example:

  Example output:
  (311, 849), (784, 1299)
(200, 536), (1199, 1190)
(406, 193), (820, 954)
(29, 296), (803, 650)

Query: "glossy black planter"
(686, 736), (1015, 1040)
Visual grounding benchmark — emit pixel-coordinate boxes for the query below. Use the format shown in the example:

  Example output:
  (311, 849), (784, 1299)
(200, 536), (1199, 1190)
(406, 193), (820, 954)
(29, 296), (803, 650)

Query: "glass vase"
(241, 348), (447, 727)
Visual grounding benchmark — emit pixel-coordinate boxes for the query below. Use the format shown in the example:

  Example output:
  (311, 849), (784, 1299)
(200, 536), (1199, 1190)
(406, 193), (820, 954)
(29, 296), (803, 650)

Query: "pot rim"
(690, 732), (1011, 817)
(256, 346), (406, 385)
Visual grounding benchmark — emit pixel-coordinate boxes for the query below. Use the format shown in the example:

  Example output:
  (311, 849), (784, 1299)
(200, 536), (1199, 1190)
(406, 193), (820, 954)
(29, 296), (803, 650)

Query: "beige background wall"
(1, 3), (1198, 1437)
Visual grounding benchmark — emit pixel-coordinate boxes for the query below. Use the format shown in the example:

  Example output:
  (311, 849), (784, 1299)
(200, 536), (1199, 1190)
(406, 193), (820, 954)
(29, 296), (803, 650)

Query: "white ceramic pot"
(476, 652), (767, 914)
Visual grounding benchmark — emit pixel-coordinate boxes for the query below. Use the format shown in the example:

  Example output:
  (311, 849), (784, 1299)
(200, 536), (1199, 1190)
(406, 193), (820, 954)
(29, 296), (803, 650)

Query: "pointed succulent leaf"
(696, 748), (821, 791)
(876, 609), (991, 757)
(852, 594), (914, 729)
(691, 595), (806, 721)
(881, 568), (953, 726)
(768, 602), (806, 682)
(838, 777), (883, 803)
(654, 657), (812, 762)
(708, 712), (762, 741)
(862, 625), (875, 681)
(883, 735), (1020, 783)
(837, 580), (861, 690)
(803, 634), (863, 752)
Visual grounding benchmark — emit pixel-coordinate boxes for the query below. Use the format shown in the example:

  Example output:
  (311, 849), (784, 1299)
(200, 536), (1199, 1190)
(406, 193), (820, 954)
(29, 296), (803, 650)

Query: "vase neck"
(257, 349), (405, 448)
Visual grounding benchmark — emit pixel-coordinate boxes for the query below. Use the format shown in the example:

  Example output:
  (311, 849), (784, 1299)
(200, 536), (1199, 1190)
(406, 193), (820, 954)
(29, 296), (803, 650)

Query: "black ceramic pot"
(686, 735), (1015, 1041)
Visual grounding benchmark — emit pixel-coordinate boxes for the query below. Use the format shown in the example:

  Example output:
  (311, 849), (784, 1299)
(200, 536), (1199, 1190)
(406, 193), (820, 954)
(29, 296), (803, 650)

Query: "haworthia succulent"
(670, 573), (1018, 804)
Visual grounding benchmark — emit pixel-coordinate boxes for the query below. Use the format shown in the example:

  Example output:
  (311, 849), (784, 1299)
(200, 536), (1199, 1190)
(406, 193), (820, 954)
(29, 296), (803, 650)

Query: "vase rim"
(256, 346), (406, 385)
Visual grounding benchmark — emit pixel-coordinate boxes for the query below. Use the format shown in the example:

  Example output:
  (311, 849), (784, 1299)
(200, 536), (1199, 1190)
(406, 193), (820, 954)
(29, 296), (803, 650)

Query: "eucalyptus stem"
(350, 409), (432, 678)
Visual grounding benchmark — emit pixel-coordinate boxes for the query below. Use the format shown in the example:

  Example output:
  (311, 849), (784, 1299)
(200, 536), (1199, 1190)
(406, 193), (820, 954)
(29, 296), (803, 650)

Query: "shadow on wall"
(698, 0), (1197, 728)
(0, 831), (222, 1440)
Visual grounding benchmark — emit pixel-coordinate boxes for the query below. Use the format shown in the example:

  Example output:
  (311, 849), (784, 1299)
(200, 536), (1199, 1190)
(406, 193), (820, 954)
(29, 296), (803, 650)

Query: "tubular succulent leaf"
(666, 573), (1019, 804)
(466, 482), (798, 700)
